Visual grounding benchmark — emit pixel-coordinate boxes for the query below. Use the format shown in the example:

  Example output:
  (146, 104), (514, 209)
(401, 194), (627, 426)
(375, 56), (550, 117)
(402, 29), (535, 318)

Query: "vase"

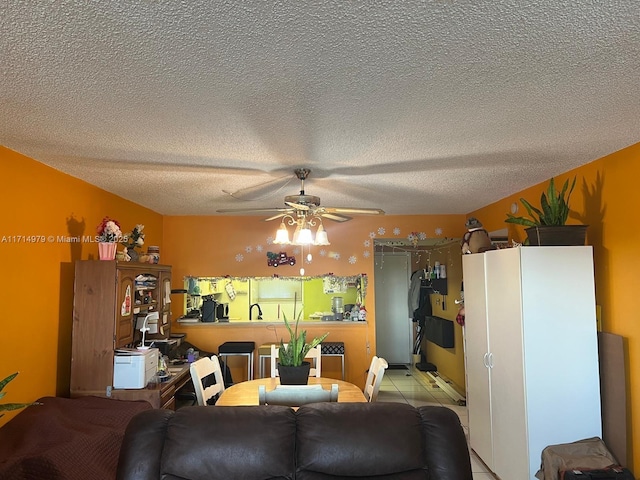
(278, 362), (311, 385)
(98, 242), (117, 260)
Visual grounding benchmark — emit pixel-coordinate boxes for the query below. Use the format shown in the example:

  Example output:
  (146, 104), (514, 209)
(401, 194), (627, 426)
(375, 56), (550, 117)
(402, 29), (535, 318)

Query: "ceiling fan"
(216, 168), (385, 223)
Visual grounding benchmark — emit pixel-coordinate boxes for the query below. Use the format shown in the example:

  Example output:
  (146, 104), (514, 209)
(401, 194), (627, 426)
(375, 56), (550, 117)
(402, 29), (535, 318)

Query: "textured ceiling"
(2, 1), (639, 216)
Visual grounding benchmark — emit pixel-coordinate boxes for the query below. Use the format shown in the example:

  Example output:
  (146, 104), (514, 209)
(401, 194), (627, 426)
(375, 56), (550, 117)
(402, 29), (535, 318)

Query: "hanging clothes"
(410, 269), (433, 319)
(410, 270), (435, 361)
(408, 269), (425, 317)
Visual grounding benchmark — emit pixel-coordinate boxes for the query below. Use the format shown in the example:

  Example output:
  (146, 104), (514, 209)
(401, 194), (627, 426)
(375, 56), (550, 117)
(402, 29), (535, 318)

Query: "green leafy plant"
(278, 312), (329, 367)
(0, 372), (41, 418)
(505, 176), (576, 227)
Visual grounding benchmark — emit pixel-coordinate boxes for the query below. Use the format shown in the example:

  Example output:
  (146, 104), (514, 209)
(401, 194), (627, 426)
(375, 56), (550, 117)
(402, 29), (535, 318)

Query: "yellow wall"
(0, 146), (164, 425)
(468, 141), (640, 470)
(422, 243), (464, 390)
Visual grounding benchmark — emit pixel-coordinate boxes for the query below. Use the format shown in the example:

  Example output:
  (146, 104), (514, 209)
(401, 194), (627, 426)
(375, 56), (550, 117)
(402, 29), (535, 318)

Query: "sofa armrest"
(116, 409), (174, 480)
(419, 406), (473, 480)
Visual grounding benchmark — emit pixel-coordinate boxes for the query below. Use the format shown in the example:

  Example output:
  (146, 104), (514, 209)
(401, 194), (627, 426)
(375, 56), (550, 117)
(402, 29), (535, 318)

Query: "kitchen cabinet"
(71, 260), (173, 403)
(463, 247), (601, 479)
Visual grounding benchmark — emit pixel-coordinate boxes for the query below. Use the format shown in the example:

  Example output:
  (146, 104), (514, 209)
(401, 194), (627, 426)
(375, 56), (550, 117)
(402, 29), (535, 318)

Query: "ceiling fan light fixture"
(314, 224), (330, 246)
(294, 223), (314, 245)
(273, 222), (291, 244)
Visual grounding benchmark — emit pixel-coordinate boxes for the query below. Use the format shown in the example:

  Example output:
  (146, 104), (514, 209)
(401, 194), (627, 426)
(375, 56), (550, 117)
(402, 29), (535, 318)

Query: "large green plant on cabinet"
(505, 176), (587, 246)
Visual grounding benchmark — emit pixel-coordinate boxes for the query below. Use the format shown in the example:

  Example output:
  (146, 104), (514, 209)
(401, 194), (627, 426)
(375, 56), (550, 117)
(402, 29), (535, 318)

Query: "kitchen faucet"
(249, 303), (263, 320)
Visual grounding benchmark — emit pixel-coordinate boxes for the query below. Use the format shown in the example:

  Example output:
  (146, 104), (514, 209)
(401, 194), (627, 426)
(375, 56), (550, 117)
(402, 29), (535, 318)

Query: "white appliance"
(113, 348), (158, 389)
(463, 247), (601, 480)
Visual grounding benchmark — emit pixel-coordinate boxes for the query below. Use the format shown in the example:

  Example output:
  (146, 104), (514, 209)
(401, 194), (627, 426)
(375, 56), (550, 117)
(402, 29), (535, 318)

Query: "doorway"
(374, 251), (412, 365)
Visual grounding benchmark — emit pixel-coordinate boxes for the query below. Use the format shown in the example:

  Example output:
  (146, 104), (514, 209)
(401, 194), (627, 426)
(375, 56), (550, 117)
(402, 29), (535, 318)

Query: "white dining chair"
(190, 355), (226, 406)
(363, 355), (389, 402)
(258, 384), (338, 406)
(270, 343), (322, 378)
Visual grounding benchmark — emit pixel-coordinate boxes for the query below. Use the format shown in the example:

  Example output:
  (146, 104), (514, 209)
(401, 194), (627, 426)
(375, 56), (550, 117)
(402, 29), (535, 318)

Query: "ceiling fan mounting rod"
(295, 167), (311, 195)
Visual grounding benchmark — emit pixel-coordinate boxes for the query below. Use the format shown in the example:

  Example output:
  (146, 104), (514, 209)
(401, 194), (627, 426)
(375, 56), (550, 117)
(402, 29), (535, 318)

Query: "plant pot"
(98, 242), (117, 260)
(525, 225), (588, 246)
(278, 362), (311, 385)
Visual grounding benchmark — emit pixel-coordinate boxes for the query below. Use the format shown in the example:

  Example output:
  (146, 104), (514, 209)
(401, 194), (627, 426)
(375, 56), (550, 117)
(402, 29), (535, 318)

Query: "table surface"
(216, 377), (367, 406)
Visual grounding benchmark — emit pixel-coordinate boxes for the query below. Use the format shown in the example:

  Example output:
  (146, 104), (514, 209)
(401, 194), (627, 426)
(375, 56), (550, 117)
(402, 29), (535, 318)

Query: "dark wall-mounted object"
(430, 278), (448, 295)
(425, 315), (455, 348)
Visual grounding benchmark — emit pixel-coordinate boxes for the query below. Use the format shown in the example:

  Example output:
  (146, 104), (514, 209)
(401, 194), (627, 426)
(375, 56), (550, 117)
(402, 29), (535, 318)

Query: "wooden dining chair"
(258, 384), (338, 406)
(270, 344), (322, 378)
(363, 355), (389, 402)
(190, 355), (226, 406)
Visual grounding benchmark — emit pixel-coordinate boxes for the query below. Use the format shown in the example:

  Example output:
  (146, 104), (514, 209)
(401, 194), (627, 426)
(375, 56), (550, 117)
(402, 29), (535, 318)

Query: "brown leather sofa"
(116, 402), (473, 480)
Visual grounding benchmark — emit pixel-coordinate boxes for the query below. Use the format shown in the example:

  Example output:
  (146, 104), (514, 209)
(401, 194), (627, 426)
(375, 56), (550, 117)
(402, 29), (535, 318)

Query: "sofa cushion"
(116, 403), (473, 480)
(420, 406), (472, 480)
(161, 405), (295, 480)
(295, 403), (426, 479)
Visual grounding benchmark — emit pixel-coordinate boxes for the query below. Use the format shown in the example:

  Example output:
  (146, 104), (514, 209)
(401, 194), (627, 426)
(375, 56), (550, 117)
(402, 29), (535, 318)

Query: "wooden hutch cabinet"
(70, 260), (186, 408)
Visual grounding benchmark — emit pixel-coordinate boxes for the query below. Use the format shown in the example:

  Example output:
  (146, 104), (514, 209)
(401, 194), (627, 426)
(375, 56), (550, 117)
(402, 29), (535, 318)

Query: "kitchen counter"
(176, 319), (367, 326)
(172, 319), (372, 387)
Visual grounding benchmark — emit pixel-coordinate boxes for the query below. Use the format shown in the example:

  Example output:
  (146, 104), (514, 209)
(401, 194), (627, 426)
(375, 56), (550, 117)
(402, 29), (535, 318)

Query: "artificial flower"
(96, 217), (122, 243)
(122, 224), (145, 250)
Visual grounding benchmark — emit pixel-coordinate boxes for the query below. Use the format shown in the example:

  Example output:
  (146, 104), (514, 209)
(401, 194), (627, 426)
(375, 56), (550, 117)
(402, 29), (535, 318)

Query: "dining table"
(215, 377), (367, 406)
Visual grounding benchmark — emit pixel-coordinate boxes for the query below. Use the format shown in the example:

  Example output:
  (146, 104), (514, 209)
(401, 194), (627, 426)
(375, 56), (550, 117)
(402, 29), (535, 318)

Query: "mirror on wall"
(178, 275), (367, 323)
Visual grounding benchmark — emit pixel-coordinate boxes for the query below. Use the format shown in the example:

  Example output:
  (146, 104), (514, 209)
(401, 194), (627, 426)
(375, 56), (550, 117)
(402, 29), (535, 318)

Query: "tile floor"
(377, 365), (497, 480)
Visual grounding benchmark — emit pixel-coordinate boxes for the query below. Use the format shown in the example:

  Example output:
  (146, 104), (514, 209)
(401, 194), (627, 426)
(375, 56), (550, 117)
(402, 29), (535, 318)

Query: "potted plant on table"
(505, 176), (587, 246)
(277, 313), (329, 385)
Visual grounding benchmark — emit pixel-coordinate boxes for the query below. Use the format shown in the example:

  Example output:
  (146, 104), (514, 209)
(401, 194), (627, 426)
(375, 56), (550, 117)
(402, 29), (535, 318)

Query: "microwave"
(215, 302), (229, 320)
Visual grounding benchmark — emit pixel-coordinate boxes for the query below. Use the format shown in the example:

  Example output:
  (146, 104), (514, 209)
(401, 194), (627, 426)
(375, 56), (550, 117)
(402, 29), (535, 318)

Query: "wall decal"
(267, 251), (296, 267)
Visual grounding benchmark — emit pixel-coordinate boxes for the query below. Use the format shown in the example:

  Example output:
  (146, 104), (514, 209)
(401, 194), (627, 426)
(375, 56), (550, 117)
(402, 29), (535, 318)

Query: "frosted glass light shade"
(314, 224), (330, 245)
(273, 223), (291, 244)
(295, 227), (314, 245)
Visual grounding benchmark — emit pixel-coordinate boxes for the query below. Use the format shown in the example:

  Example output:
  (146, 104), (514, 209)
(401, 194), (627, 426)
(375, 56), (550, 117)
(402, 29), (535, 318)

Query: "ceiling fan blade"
(222, 174), (294, 201)
(264, 213), (288, 221)
(320, 212), (352, 222)
(323, 207), (385, 215)
(285, 201), (310, 210)
(216, 207), (291, 214)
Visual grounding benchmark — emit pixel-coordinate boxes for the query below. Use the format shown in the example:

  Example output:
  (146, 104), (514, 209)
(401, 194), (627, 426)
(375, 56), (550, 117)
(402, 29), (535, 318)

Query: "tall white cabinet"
(463, 247), (601, 480)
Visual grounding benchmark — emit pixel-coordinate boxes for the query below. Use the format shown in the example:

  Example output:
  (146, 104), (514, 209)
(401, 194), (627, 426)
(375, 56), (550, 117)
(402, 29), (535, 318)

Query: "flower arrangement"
(96, 217), (122, 243)
(122, 224), (145, 251)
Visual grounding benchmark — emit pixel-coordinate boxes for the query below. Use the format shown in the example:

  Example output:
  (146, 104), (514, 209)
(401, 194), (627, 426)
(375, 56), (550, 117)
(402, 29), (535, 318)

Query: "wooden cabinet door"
(115, 268), (137, 347)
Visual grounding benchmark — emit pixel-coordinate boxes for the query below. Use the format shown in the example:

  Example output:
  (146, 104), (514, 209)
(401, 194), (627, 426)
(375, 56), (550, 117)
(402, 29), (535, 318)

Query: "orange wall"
(163, 215), (467, 387)
(6, 140), (639, 466)
(469, 141), (640, 470)
(0, 146), (164, 425)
